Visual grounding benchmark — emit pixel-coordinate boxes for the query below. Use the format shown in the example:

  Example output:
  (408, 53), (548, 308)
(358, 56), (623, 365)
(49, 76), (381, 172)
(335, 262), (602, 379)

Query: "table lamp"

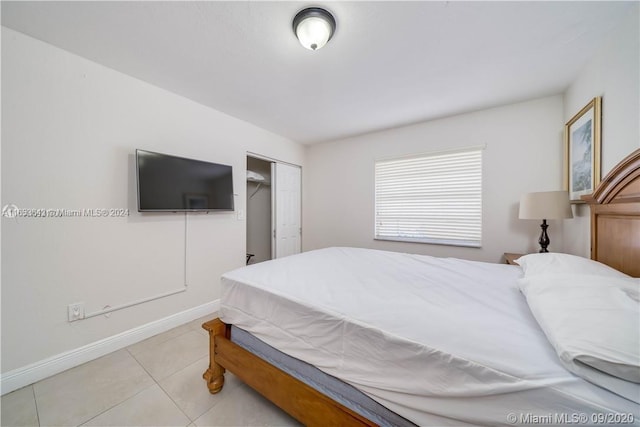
(519, 190), (573, 253)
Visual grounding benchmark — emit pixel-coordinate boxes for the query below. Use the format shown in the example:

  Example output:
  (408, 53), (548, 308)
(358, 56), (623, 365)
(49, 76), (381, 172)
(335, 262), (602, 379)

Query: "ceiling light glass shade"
(293, 8), (336, 51)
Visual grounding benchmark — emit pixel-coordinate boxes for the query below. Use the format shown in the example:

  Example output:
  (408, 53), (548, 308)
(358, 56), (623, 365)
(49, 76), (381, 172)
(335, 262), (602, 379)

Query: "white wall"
(1, 28), (304, 374)
(562, 7), (640, 257)
(304, 96), (565, 262)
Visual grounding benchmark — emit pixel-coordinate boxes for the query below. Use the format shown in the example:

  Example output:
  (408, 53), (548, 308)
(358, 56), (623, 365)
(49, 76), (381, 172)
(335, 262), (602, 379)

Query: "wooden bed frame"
(201, 318), (375, 426)
(202, 149), (640, 426)
(582, 148), (640, 277)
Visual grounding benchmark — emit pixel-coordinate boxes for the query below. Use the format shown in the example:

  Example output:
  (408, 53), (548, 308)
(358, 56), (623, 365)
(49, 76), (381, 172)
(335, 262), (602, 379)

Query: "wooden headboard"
(583, 149), (640, 277)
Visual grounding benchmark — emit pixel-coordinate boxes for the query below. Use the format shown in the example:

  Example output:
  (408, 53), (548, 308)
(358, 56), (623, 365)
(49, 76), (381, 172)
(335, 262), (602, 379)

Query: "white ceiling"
(1, 1), (634, 144)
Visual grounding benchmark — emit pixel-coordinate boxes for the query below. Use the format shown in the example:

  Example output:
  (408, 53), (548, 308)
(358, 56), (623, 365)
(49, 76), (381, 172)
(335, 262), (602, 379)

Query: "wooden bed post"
(202, 318), (230, 394)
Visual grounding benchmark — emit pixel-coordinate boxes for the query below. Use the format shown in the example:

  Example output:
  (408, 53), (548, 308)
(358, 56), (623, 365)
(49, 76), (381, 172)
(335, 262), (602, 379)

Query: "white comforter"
(220, 247), (640, 426)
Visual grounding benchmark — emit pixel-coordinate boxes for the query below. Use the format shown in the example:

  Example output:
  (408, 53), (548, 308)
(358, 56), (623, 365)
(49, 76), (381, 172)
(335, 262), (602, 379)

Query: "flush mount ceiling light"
(293, 7), (336, 51)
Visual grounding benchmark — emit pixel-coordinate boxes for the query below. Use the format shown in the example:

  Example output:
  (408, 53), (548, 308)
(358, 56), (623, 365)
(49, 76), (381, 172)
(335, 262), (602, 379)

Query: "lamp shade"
(293, 8), (336, 51)
(519, 191), (573, 220)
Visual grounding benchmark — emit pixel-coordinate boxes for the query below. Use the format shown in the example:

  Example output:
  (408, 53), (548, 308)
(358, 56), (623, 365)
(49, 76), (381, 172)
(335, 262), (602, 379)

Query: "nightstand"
(504, 253), (524, 265)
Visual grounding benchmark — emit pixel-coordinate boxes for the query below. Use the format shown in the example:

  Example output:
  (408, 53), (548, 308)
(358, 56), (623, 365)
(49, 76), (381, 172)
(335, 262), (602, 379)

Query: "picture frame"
(564, 96), (601, 203)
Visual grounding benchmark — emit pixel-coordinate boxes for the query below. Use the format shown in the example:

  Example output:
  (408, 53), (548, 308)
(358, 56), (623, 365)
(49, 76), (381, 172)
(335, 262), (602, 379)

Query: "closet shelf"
(247, 178), (271, 186)
(247, 170), (271, 186)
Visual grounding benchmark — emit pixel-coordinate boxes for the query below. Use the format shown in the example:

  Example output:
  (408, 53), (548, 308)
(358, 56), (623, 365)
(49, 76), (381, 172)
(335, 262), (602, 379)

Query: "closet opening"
(246, 156), (273, 264)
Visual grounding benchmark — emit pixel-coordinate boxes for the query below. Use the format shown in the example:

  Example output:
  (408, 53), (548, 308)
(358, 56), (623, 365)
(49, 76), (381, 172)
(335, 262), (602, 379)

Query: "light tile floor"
(1, 314), (301, 427)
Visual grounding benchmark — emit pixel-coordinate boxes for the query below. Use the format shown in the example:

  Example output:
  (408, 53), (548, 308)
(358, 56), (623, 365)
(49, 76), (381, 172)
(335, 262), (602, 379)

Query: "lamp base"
(538, 219), (549, 253)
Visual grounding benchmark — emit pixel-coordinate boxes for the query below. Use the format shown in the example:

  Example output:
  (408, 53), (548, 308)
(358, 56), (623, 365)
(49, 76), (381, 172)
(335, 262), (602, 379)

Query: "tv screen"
(136, 149), (234, 212)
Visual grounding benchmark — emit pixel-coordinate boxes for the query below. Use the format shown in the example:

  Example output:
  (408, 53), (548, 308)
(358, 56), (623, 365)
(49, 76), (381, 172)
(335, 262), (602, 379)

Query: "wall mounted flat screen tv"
(136, 149), (234, 212)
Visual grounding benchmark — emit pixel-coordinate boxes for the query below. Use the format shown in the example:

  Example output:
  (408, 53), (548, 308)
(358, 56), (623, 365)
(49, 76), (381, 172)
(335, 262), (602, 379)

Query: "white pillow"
(515, 253), (629, 278)
(518, 273), (640, 401)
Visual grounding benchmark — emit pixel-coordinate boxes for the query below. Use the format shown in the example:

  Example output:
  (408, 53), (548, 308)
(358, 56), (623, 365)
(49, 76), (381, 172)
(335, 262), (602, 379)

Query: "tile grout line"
(26, 319), (213, 427)
(75, 329), (193, 427)
(125, 347), (193, 426)
(131, 327), (221, 424)
(126, 331), (208, 383)
(155, 355), (222, 424)
(137, 316), (219, 424)
(71, 348), (158, 426)
(128, 323), (196, 357)
(31, 385), (42, 427)
(78, 339), (194, 427)
(77, 381), (158, 427)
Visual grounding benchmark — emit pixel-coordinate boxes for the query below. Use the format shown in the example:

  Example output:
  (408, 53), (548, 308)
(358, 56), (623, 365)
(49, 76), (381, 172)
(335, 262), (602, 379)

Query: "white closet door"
(273, 162), (301, 258)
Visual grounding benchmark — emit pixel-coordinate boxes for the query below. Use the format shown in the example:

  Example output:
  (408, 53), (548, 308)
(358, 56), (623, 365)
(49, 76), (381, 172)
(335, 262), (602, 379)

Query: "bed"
(203, 149), (640, 426)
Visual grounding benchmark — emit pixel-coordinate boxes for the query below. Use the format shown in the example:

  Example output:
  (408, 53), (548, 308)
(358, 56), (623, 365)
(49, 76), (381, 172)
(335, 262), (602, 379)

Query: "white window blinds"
(375, 147), (483, 247)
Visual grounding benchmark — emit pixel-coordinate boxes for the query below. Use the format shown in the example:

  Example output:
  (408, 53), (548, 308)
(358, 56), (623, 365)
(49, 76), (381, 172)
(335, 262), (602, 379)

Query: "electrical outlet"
(68, 302), (85, 322)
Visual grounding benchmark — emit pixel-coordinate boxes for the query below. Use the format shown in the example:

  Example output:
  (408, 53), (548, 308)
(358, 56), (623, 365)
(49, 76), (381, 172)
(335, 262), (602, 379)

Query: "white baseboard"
(0, 300), (219, 395)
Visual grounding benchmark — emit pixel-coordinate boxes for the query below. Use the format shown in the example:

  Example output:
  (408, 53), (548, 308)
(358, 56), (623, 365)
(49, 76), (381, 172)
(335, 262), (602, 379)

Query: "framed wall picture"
(564, 96), (602, 202)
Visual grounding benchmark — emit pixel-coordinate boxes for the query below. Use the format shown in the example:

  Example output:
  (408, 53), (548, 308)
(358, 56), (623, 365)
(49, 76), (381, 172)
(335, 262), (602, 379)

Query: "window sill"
(374, 236), (481, 248)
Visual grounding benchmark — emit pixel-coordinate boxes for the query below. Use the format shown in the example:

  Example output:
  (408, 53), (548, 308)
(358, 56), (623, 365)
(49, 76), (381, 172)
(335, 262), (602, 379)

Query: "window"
(374, 146), (483, 247)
